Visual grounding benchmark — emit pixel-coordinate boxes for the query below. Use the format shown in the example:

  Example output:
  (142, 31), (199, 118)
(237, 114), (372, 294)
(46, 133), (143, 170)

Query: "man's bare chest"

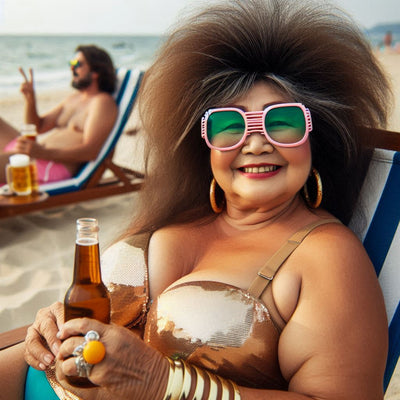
(56, 99), (91, 131)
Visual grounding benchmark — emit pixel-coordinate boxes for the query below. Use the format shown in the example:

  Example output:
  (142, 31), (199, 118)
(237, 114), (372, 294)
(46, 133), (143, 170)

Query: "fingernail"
(44, 354), (53, 364)
(39, 363), (46, 370)
(56, 331), (61, 339)
(52, 343), (60, 354)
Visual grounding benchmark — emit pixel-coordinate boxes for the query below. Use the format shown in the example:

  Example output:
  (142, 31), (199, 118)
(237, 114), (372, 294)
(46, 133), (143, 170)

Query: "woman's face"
(210, 80), (312, 212)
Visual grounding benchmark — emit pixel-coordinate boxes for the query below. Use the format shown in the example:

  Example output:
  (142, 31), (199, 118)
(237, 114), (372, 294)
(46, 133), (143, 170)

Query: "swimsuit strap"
(248, 218), (340, 299)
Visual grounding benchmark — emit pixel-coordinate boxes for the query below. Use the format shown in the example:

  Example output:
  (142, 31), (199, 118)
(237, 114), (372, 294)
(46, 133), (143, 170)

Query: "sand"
(0, 53), (399, 398)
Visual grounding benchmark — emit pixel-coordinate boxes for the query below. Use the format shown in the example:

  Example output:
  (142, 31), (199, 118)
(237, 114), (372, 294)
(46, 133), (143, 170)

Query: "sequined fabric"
(101, 239), (149, 328)
(144, 280), (287, 390)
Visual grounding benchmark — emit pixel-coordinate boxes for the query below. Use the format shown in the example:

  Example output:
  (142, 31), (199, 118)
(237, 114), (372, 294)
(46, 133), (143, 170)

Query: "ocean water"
(0, 30), (397, 100)
(0, 35), (163, 99)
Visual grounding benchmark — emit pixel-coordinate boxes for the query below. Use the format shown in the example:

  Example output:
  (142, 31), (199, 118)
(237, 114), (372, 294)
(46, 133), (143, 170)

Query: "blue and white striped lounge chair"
(0, 68), (144, 219)
(349, 133), (400, 395)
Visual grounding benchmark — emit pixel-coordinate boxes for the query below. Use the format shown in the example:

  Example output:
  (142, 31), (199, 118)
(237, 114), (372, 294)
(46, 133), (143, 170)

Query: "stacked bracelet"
(162, 357), (241, 400)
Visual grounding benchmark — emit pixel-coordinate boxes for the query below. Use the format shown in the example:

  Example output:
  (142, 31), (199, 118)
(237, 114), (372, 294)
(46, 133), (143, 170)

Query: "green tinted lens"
(207, 111), (245, 148)
(265, 106), (306, 144)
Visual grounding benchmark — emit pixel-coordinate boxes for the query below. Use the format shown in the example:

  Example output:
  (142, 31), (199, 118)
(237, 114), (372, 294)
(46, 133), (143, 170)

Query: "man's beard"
(71, 72), (93, 90)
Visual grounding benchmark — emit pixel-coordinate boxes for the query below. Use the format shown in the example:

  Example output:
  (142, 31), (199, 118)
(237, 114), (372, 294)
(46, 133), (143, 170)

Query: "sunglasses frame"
(69, 59), (82, 69)
(201, 103), (313, 151)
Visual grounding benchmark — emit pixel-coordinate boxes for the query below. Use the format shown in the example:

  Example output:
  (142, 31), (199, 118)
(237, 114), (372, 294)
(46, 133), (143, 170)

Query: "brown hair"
(126, 0), (392, 238)
(76, 45), (116, 93)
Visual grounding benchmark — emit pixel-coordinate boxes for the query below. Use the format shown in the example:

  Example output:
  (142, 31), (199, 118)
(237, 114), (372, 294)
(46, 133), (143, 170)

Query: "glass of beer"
(6, 154), (32, 196)
(19, 124), (40, 193)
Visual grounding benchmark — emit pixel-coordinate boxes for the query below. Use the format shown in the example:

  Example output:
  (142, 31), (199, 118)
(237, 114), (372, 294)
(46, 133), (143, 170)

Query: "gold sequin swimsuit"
(144, 219), (339, 390)
(46, 218), (338, 397)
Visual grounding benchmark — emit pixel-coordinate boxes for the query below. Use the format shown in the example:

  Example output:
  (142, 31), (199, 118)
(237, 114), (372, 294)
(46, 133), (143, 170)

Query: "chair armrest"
(0, 325), (29, 351)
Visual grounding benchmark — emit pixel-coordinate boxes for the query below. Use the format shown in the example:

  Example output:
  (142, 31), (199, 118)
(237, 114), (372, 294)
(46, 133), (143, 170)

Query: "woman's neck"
(220, 195), (307, 231)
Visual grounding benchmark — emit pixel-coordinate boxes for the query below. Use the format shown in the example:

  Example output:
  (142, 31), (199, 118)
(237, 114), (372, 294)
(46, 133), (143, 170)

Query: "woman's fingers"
(24, 325), (55, 370)
(35, 302), (64, 354)
(57, 336), (88, 360)
(57, 318), (107, 341)
(24, 302), (64, 370)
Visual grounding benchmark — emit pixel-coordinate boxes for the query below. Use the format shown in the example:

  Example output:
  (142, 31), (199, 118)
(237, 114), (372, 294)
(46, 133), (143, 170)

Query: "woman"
(0, 0), (392, 399)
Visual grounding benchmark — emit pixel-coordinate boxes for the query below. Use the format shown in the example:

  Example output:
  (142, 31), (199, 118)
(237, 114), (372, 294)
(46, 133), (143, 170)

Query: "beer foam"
(9, 154), (30, 167)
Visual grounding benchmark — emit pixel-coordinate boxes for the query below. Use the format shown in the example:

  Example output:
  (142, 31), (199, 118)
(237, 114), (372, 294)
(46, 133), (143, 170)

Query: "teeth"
(243, 165), (277, 173)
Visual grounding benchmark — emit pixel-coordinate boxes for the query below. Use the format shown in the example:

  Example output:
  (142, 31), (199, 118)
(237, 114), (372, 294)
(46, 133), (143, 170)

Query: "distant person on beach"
(377, 30), (400, 54)
(0, 44), (118, 184)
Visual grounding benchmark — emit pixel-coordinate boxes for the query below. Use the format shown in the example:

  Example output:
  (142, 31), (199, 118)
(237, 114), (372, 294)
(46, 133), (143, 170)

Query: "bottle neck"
(73, 239), (102, 284)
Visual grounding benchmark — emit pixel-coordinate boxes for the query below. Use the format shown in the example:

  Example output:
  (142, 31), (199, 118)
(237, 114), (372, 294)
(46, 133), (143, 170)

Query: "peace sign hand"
(19, 67), (35, 101)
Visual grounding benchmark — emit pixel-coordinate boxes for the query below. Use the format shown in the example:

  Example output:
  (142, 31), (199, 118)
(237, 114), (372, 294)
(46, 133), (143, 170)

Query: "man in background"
(0, 44), (118, 184)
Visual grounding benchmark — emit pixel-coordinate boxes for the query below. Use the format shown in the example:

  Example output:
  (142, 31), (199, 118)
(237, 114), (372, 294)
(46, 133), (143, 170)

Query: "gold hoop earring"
(303, 167), (323, 208)
(210, 178), (224, 213)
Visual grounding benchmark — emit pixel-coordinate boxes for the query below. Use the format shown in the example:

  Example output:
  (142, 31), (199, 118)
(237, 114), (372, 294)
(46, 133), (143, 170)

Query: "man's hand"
(13, 136), (42, 158)
(19, 67), (35, 102)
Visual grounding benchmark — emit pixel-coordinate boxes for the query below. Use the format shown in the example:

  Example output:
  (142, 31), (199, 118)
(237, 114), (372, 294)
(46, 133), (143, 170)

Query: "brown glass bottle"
(64, 218), (110, 387)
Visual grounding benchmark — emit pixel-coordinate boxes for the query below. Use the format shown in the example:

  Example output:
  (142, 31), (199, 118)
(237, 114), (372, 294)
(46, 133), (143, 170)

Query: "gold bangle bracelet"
(205, 370), (219, 400)
(163, 358), (184, 400)
(178, 361), (192, 400)
(170, 360), (184, 400)
(162, 358), (175, 400)
(191, 364), (206, 400)
(216, 375), (231, 400)
(162, 357), (241, 400)
(232, 381), (241, 400)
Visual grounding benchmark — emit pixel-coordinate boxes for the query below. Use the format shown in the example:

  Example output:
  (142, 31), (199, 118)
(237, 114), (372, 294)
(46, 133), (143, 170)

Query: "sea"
(0, 27), (398, 100)
(0, 34), (164, 99)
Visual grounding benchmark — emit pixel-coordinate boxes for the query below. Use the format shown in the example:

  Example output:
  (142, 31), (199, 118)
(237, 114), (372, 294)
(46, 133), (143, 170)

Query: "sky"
(0, 0), (399, 35)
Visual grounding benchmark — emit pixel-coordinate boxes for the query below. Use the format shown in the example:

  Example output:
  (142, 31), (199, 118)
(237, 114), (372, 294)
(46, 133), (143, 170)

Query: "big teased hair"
(76, 45), (116, 94)
(127, 0), (392, 237)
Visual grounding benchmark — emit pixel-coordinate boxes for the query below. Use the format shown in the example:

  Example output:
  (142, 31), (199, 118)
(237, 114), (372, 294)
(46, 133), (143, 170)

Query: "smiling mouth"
(240, 165), (280, 173)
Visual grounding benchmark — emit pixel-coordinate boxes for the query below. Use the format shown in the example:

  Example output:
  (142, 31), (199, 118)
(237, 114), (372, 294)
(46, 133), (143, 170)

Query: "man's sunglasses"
(201, 103), (313, 151)
(69, 59), (83, 69)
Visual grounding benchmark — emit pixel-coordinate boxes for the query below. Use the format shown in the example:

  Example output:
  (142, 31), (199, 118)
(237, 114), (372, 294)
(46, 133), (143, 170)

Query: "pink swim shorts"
(4, 138), (72, 184)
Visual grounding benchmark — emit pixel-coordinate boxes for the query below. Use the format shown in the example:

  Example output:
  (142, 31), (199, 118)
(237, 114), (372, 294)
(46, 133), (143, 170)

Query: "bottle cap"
(9, 154), (30, 167)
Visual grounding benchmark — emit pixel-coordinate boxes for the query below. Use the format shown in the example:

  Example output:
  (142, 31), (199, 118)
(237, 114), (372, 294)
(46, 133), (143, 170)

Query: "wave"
(0, 34), (162, 98)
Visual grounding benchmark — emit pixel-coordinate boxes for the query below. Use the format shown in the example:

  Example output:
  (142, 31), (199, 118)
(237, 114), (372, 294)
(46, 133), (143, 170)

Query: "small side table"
(0, 190), (48, 206)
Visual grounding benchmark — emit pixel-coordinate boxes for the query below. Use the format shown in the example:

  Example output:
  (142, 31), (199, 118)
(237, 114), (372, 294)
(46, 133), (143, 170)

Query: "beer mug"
(20, 125), (40, 193)
(6, 154), (32, 196)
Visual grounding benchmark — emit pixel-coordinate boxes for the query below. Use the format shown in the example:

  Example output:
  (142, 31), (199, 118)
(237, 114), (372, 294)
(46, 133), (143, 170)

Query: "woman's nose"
(241, 132), (274, 154)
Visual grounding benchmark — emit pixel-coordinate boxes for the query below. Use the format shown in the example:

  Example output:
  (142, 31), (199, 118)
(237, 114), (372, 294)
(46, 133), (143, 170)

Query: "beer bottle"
(64, 218), (111, 387)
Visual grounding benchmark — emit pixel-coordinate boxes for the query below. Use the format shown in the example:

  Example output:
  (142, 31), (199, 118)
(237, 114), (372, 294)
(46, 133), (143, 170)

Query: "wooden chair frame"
(0, 68), (144, 219)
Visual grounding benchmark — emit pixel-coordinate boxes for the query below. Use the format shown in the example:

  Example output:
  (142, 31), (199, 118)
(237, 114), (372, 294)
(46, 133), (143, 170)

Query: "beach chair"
(0, 128), (399, 397)
(349, 127), (400, 394)
(0, 67), (144, 219)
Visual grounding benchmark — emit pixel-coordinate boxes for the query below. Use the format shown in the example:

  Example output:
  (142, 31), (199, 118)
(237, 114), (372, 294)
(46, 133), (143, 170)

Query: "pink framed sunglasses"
(201, 103), (313, 151)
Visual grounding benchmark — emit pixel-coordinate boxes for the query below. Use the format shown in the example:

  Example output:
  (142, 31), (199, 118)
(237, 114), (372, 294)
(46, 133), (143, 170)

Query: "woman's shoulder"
(295, 219), (377, 283)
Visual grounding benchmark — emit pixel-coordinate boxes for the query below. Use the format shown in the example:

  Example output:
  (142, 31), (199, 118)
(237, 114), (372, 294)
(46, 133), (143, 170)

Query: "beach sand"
(1, 53), (399, 397)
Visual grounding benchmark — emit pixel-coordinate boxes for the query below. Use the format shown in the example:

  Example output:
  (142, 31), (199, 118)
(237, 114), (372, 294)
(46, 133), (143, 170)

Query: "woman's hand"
(56, 318), (169, 400)
(24, 301), (64, 370)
